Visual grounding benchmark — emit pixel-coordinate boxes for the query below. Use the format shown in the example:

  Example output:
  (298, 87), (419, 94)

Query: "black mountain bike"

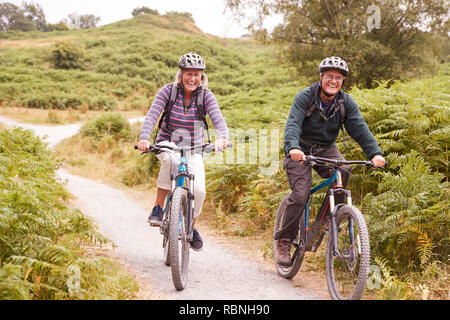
(273, 155), (384, 300)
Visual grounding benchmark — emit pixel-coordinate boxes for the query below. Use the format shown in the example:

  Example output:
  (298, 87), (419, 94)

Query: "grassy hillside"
(0, 13), (301, 129)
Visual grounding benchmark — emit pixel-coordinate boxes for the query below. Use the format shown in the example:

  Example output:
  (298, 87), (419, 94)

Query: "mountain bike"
(273, 155), (384, 300)
(137, 142), (229, 291)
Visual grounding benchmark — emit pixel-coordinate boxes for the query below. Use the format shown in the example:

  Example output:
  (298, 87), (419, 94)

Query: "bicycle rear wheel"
(273, 194), (305, 279)
(325, 205), (370, 300)
(168, 187), (190, 291)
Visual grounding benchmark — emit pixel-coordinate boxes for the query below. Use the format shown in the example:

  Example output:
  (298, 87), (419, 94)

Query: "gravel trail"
(1, 115), (323, 300)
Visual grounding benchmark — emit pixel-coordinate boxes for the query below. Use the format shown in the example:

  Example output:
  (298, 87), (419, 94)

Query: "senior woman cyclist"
(137, 52), (229, 251)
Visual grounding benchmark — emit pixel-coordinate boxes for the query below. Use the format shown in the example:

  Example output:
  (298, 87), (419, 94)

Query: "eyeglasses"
(324, 74), (344, 82)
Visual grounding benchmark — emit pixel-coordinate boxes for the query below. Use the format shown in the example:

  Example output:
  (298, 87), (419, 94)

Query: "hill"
(0, 13), (302, 130)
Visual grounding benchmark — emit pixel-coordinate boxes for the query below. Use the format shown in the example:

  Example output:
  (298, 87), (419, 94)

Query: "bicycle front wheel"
(162, 218), (170, 266)
(168, 187), (190, 291)
(325, 205), (370, 300)
(273, 194), (305, 279)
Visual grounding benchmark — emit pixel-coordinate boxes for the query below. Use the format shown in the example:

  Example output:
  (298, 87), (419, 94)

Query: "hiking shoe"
(190, 229), (203, 251)
(276, 239), (292, 267)
(148, 205), (163, 227)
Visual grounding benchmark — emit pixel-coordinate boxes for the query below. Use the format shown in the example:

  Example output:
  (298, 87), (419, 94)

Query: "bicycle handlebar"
(134, 143), (233, 154)
(303, 155), (386, 168)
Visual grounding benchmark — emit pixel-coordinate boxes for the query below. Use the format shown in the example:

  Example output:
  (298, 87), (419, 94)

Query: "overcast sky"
(4, 0), (281, 38)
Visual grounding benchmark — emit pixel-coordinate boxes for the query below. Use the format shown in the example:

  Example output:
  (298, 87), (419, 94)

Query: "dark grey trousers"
(274, 146), (351, 241)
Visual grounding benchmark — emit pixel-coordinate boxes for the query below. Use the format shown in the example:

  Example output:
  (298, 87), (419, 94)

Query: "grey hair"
(174, 69), (208, 89)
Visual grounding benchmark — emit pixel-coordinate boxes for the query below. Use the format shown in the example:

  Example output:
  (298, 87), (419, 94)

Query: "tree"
(22, 2), (47, 31)
(0, 1), (48, 32)
(64, 13), (100, 29)
(165, 11), (195, 24)
(0, 2), (35, 32)
(226, 0), (449, 88)
(131, 6), (159, 16)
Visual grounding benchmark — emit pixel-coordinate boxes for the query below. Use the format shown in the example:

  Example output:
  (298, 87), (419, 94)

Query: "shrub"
(49, 41), (85, 70)
(80, 113), (132, 141)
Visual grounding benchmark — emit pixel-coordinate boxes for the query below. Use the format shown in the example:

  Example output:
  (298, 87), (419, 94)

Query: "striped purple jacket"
(139, 83), (228, 147)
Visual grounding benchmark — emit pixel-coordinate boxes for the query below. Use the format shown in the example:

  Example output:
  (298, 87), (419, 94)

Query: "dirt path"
(1, 115), (327, 300)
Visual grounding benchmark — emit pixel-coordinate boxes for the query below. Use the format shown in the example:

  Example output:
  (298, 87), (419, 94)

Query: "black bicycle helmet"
(178, 52), (206, 70)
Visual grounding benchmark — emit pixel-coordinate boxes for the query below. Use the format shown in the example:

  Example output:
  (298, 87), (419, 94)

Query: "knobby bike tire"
(162, 209), (170, 266)
(325, 205), (370, 300)
(168, 187), (190, 291)
(273, 194), (305, 279)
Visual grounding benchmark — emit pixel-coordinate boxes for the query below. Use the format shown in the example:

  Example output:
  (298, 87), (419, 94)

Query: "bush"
(49, 41), (85, 70)
(80, 113), (132, 141)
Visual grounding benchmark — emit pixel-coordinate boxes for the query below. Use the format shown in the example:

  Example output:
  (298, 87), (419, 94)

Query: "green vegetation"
(2, 10), (448, 299)
(225, 0), (449, 88)
(0, 128), (138, 299)
(206, 67), (450, 299)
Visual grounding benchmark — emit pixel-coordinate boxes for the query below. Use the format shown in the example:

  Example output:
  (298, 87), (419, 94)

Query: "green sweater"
(284, 84), (383, 160)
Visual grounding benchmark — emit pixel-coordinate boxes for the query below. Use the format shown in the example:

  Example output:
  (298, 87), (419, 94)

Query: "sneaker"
(276, 239), (292, 267)
(190, 229), (203, 251)
(148, 205), (163, 227)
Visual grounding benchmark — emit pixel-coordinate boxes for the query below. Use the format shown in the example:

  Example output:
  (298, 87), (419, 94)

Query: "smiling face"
(320, 69), (345, 97)
(182, 69), (203, 94)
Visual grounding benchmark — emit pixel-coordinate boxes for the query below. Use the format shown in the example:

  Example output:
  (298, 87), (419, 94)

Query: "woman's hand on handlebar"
(137, 139), (150, 151)
(215, 138), (228, 152)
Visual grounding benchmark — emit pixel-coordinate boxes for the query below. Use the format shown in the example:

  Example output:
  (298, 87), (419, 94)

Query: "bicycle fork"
(329, 188), (356, 258)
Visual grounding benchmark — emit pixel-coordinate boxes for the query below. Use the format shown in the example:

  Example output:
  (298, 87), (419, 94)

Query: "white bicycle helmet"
(319, 56), (349, 76)
(178, 52), (206, 70)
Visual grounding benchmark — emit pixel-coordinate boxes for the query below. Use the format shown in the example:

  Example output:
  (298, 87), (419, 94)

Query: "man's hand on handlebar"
(371, 154), (386, 168)
(289, 148), (306, 162)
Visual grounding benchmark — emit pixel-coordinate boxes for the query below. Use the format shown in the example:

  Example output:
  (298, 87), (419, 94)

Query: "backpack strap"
(305, 82), (320, 117)
(195, 88), (211, 143)
(153, 82), (178, 143)
(336, 97), (346, 146)
(336, 98), (345, 125)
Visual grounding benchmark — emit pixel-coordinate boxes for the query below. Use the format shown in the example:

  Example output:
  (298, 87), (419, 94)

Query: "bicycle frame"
(301, 168), (354, 257)
(162, 149), (195, 241)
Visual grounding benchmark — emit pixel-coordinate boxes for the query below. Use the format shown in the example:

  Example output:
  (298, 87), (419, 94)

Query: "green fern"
(0, 128), (138, 300)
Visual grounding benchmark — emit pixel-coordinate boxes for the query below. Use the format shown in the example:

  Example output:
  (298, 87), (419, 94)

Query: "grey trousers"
(274, 146), (351, 241)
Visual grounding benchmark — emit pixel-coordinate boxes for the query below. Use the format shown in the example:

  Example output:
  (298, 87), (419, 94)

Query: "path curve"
(0, 115), (323, 300)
